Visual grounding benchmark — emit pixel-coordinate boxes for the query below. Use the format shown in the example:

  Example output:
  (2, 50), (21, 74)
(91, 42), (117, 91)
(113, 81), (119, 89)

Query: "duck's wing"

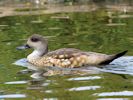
(46, 48), (82, 58)
(44, 48), (109, 67)
(43, 48), (87, 68)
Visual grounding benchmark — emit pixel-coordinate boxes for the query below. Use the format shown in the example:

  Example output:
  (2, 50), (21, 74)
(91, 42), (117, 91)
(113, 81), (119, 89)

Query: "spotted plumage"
(18, 34), (127, 69)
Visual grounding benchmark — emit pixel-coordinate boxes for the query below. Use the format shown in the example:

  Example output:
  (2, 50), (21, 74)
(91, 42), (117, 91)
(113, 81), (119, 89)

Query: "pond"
(0, 9), (133, 100)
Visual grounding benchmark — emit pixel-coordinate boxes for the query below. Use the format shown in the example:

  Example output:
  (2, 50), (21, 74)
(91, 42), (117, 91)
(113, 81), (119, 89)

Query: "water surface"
(0, 9), (133, 100)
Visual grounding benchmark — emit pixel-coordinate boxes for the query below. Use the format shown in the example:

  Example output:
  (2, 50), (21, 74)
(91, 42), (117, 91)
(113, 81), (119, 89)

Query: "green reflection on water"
(0, 10), (133, 100)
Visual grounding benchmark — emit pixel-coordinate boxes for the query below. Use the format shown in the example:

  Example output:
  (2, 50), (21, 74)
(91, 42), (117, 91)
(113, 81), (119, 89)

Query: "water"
(0, 8), (133, 100)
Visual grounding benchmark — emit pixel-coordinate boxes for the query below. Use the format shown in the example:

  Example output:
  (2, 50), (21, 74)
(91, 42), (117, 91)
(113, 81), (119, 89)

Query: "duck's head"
(17, 34), (48, 57)
(26, 34), (48, 51)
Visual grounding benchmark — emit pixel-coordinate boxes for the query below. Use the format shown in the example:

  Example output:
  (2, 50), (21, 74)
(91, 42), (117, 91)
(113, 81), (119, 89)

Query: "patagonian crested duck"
(18, 34), (127, 69)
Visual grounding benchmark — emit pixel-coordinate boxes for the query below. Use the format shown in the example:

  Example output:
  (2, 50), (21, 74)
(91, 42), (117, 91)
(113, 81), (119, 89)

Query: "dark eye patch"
(31, 37), (39, 42)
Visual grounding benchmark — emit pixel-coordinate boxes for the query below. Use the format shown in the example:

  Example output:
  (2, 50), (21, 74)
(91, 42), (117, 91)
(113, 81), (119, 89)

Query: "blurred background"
(0, 0), (133, 17)
(0, 0), (133, 100)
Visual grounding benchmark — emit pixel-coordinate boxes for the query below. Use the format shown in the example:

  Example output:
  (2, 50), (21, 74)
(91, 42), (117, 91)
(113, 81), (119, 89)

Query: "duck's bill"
(16, 44), (31, 50)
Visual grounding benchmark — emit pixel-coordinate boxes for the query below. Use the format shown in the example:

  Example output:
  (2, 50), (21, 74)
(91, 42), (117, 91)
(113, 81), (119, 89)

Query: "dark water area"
(0, 9), (133, 100)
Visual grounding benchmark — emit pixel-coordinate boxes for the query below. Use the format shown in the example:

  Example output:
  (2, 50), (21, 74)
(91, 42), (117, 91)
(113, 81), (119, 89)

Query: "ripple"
(45, 90), (53, 93)
(97, 98), (129, 100)
(13, 58), (29, 68)
(13, 58), (39, 70)
(31, 20), (43, 24)
(0, 24), (8, 27)
(111, 56), (133, 67)
(94, 91), (133, 97)
(67, 76), (102, 81)
(43, 98), (58, 100)
(0, 94), (26, 99)
(4, 81), (28, 84)
(118, 14), (133, 18)
(27, 87), (42, 90)
(99, 56), (133, 75)
(30, 72), (44, 79)
(14, 56), (133, 76)
(42, 83), (50, 86)
(68, 86), (101, 91)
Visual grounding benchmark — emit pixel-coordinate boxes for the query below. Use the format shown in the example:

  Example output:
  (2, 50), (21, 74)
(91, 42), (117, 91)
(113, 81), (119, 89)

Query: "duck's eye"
(31, 37), (39, 42)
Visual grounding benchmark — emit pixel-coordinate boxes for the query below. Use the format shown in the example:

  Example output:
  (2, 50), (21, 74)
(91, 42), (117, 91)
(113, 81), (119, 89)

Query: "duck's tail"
(99, 50), (128, 65)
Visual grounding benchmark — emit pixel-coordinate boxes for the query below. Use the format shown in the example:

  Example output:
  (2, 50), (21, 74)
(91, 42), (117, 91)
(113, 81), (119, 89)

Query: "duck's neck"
(27, 46), (48, 61)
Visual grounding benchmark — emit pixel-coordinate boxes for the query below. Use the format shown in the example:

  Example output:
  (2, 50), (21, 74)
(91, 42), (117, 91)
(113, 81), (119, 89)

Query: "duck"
(17, 34), (127, 69)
